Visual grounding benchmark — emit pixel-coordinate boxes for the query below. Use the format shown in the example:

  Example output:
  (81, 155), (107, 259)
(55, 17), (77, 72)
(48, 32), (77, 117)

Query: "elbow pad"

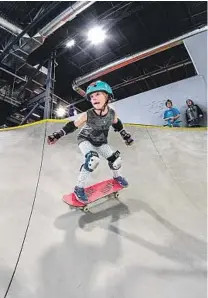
(62, 121), (78, 135)
(112, 118), (123, 132)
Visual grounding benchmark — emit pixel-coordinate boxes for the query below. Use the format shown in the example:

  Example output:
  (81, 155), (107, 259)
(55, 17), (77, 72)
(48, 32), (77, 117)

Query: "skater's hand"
(47, 131), (64, 145)
(120, 129), (134, 146)
(125, 136), (134, 146)
(47, 134), (58, 145)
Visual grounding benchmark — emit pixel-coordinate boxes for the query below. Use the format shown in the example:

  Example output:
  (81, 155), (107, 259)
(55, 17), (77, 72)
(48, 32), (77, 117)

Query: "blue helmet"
(86, 80), (113, 101)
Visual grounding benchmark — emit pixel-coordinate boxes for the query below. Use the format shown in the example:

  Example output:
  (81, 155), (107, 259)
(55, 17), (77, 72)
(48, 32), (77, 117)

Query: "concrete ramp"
(0, 121), (207, 298)
(0, 124), (45, 297)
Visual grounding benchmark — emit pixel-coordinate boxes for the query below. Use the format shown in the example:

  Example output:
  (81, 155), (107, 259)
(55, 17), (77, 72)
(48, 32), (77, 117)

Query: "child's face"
(90, 92), (107, 110)
(187, 100), (193, 106)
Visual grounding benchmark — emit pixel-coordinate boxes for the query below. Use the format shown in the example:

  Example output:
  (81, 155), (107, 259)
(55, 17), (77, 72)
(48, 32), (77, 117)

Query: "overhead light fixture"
(66, 39), (75, 48)
(87, 26), (107, 45)
(55, 106), (67, 118)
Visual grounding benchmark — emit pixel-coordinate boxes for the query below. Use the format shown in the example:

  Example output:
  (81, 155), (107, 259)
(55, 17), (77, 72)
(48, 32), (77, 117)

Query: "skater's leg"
(74, 141), (100, 202)
(77, 141), (100, 187)
(97, 144), (121, 178)
(97, 144), (128, 187)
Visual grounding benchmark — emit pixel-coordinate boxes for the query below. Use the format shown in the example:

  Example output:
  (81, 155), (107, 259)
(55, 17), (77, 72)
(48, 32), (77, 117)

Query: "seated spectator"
(185, 99), (204, 127)
(163, 99), (181, 127)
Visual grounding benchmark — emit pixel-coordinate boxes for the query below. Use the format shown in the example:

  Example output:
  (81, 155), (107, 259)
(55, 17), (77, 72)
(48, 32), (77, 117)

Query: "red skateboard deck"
(63, 178), (124, 209)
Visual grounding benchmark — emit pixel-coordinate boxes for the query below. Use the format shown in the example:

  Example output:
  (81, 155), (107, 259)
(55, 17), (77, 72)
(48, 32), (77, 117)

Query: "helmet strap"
(99, 96), (109, 116)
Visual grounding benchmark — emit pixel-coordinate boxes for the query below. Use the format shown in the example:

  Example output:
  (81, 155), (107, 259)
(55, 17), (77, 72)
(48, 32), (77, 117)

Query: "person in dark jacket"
(185, 99), (204, 127)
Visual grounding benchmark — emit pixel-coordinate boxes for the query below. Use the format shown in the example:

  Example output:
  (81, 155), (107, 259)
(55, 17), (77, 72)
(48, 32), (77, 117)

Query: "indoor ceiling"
(0, 1), (207, 125)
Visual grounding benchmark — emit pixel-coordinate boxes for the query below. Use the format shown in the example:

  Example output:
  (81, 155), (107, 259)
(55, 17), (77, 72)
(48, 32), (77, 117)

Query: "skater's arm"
(74, 112), (87, 128)
(47, 112), (87, 144)
(112, 113), (123, 131)
(62, 112), (87, 134)
(112, 113), (134, 146)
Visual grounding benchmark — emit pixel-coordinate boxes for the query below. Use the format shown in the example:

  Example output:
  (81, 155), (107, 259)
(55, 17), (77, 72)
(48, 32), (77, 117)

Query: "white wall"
(67, 75), (207, 126)
(66, 30), (207, 127)
(184, 31), (207, 85)
(110, 75), (207, 126)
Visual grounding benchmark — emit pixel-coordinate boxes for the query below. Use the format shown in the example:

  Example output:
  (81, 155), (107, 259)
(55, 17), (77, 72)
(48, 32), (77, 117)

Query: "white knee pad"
(107, 150), (122, 170)
(84, 151), (100, 172)
(111, 156), (122, 170)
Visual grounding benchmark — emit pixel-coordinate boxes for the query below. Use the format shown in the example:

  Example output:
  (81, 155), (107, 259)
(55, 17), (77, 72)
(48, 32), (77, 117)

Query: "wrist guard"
(47, 130), (64, 143)
(120, 129), (131, 140)
(62, 121), (78, 135)
(120, 129), (134, 146)
(112, 118), (123, 132)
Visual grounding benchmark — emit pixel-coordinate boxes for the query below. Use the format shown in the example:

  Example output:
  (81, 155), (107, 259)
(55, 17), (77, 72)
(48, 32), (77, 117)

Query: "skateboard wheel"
(83, 206), (89, 212)
(114, 192), (119, 199)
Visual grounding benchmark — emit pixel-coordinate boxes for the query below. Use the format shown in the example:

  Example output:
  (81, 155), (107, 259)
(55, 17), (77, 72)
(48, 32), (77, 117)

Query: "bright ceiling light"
(87, 26), (106, 45)
(55, 106), (67, 118)
(66, 39), (75, 48)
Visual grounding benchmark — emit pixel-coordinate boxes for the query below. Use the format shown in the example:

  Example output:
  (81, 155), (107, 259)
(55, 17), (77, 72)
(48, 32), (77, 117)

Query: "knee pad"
(83, 151), (100, 172)
(107, 150), (122, 170)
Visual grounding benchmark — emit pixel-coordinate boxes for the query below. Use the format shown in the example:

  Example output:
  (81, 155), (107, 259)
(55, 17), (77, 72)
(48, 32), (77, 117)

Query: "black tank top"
(77, 108), (115, 147)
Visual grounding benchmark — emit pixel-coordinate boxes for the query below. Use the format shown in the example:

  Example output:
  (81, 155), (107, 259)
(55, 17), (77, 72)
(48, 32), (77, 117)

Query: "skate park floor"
(0, 120), (207, 298)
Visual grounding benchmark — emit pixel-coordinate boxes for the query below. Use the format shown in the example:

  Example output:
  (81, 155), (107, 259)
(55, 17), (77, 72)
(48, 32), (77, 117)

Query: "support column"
(44, 52), (54, 119)
(20, 102), (40, 125)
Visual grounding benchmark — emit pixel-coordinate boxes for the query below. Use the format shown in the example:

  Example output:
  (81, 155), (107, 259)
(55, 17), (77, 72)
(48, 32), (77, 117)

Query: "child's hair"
(96, 91), (112, 103)
(103, 92), (111, 100)
(165, 99), (172, 106)
(90, 91), (110, 101)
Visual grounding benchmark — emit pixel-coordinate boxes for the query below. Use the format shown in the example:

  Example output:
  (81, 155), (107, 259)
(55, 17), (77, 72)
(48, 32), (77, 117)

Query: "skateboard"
(62, 178), (124, 212)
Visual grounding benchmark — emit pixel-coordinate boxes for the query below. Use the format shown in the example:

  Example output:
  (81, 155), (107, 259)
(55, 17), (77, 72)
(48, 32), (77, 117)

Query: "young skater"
(47, 80), (133, 203)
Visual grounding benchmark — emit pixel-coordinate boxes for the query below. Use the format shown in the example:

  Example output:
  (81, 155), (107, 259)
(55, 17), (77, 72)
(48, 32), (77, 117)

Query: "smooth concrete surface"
(0, 122), (207, 298)
(0, 124), (46, 298)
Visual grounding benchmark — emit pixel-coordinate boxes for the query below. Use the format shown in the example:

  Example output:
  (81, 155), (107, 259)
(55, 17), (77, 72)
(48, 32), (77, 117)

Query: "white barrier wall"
(67, 75), (206, 126)
(110, 75), (207, 126)
(184, 30), (207, 85)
